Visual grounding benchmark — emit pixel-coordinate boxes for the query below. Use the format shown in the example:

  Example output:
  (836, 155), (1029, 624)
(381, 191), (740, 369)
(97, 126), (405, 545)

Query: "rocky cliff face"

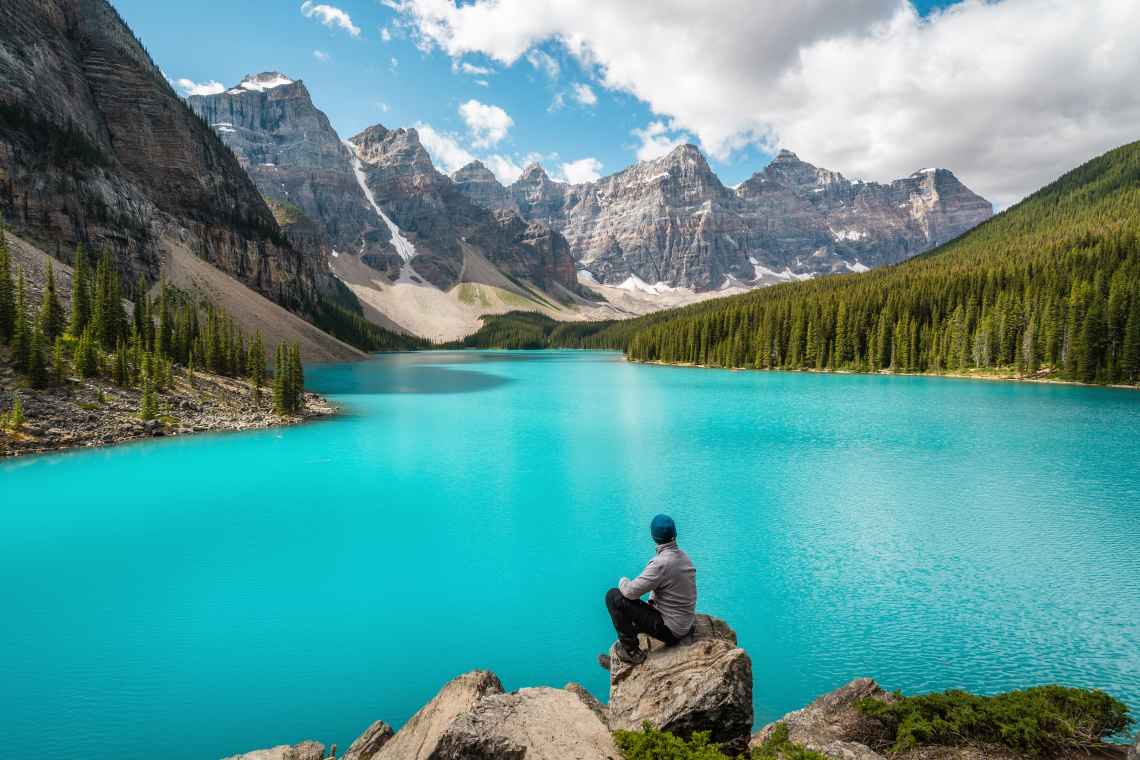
(186, 73), (391, 262)
(0, 0), (331, 316)
(453, 145), (993, 291)
(451, 161), (519, 214)
(347, 125), (581, 294)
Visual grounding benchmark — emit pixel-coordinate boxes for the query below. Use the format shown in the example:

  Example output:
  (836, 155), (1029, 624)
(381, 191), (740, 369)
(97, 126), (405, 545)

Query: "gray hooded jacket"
(619, 540), (697, 638)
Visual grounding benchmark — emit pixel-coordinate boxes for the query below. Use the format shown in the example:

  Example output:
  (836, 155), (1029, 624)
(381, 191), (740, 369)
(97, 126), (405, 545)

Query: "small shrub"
(857, 685), (1131, 756)
(613, 722), (827, 760)
(614, 724), (733, 760)
(751, 724), (828, 760)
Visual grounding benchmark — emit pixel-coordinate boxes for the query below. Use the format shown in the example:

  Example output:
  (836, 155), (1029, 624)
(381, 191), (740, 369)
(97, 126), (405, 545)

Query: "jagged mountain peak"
(226, 71), (298, 95)
(452, 160), (496, 181)
(519, 162), (552, 182)
(774, 148), (800, 161)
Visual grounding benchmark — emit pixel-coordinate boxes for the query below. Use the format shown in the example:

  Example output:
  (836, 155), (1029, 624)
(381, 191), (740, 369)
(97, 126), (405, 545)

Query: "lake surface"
(2, 351), (1139, 759)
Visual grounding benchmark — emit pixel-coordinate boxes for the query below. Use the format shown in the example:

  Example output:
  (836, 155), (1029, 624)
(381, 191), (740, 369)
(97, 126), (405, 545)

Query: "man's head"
(650, 514), (676, 544)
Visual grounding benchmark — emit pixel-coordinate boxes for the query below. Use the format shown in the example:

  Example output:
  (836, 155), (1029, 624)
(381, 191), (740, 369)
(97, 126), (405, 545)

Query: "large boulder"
(1128, 734), (1139, 760)
(606, 613), (752, 754)
(342, 720), (393, 760)
(373, 670), (503, 760)
(750, 678), (889, 760)
(432, 686), (618, 760)
(220, 740), (324, 760)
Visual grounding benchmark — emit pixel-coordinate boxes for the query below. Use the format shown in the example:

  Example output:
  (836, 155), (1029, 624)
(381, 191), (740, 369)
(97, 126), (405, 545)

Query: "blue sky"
(113, 0), (958, 187)
(109, 1), (1139, 207)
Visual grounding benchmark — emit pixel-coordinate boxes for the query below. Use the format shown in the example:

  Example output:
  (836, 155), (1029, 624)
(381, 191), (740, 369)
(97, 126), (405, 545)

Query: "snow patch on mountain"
(343, 140), (417, 263)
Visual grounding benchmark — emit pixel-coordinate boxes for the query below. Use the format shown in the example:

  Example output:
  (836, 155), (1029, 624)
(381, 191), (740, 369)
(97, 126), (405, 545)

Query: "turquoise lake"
(2, 350), (1139, 759)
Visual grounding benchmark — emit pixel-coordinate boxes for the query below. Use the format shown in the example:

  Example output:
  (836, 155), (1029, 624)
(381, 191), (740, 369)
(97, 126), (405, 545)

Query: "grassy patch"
(857, 685), (1131, 756)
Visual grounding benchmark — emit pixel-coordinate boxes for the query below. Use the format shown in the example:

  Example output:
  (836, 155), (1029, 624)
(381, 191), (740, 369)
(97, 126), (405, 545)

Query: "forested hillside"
(467, 140), (1140, 386)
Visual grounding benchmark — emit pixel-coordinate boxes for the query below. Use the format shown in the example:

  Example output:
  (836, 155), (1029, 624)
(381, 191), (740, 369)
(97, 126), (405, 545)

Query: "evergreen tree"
(248, 330), (265, 404)
(39, 261), (65, 340)
(26, 327), (47, 389)
(6, 395), (24, 433)
(288, 343), (304, 413)
(91, 247), (125, 350)
(1120, 290), (1140, 384)
(272, 343), (286, 414)
(139, 375), (158, 421)
(11, 266), (29, 371)
(52, 336), (68, 385)
(68, 244), (91, 337)
(0, 221), (13, 343)
(112, 337), (129, 387)
(73, 325), (99, 378)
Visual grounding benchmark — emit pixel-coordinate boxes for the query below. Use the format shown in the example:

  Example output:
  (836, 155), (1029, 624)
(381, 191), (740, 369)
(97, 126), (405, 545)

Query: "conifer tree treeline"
(0, 219), (305, 416)
(467, 140), (1140, 387)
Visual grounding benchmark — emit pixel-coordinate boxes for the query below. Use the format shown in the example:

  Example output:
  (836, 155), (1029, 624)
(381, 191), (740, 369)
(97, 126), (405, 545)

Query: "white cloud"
(313, 49), (330, 62)
(176, 78), (225, 97)
(377, 101), (391, 112)
(300, 1), (361, 37)
(416, 123), (522, 184)
(558, 157), (603, 184)
(390, 57), (399, 72)
(475, 79), (490, 87)
(547, 92), (565, 112)
(525, 48), (560, 79)
(459, 61), (493, 76)
(571, 83), (597, 106)
(632, 120), (689, 162)
(458, 99), (514, 148)
(484, 154), (524, 184)
(389, 0), (1140, 207)
(380, 26), (392, 42)
(416, 123), (476, 173)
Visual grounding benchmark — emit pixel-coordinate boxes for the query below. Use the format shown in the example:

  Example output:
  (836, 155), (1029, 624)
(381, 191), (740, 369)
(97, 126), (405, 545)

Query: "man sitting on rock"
(600, 514), (697, 668)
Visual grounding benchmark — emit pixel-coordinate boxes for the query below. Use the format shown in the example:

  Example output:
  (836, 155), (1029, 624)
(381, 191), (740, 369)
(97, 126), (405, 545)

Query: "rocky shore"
(0, 356), (334, 458)
(219, 615), (1139, 760)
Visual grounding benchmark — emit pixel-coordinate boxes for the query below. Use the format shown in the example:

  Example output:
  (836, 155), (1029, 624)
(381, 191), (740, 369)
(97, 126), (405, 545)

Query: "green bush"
(613, 722), (826, 760)
(614, 724), (734, 760)
(857, 685), (1131, 756)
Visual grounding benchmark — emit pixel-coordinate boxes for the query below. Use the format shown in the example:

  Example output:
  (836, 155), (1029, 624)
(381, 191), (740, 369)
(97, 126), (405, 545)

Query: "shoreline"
(1, 367), (338, 460)
(628, 358), (1140, 391)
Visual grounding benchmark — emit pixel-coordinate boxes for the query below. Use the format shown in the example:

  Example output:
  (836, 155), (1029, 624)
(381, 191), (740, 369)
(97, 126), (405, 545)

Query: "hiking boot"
(612, 641), (646, 665)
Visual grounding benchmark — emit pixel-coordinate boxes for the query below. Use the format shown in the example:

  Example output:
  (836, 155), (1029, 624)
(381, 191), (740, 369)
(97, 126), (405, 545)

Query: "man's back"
(619, 539), (697, 638)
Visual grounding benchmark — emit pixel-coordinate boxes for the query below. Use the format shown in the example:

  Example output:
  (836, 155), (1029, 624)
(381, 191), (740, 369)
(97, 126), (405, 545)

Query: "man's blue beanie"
(651, 514), (676, 543)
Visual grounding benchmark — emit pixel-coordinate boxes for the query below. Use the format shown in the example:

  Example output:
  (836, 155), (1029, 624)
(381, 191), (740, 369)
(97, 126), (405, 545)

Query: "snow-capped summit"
(227, 71), (295, 94)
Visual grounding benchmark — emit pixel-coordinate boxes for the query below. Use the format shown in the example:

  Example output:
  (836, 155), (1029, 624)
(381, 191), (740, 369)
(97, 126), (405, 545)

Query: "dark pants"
(605, 587), (679, 652)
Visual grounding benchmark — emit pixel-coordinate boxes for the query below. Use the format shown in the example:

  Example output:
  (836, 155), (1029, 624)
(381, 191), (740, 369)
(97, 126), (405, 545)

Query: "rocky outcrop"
(452, 161), (520, 214)
(605, 614), (753, 755)
(220, 740), (324, 760)
(1128, 734), (1139, 760)
(0, 0), (332, 319)
(186, 74), (391, 262)
(432, 687), (619, 760)
(341, 720), (393, 760)
(750, 678), (891, 759)
(373, 670), (503, 760)
(453, 145), (992, 291)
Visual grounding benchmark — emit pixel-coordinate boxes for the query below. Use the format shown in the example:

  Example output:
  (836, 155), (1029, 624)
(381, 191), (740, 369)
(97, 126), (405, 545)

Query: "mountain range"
(454, 147), (992, 293)
(0, 0), (993, 346)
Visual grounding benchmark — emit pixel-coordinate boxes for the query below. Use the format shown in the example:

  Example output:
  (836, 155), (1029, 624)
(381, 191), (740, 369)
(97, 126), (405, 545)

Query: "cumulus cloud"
(632, 121), (689, 161)
(380, 26), (392, 42)
(388, 0), (1140, 207)
(571, 83), (597, 106)
(559, 157), (603, 184)
(300, 1), (361, 37)
(484, 154), (524, 184)
(176, 78), (225, 97)
(313, 49), (330, 62)
(416, 123), (523, 184)
(458, 99), (514, 147)
(416, 123), (476, 172)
